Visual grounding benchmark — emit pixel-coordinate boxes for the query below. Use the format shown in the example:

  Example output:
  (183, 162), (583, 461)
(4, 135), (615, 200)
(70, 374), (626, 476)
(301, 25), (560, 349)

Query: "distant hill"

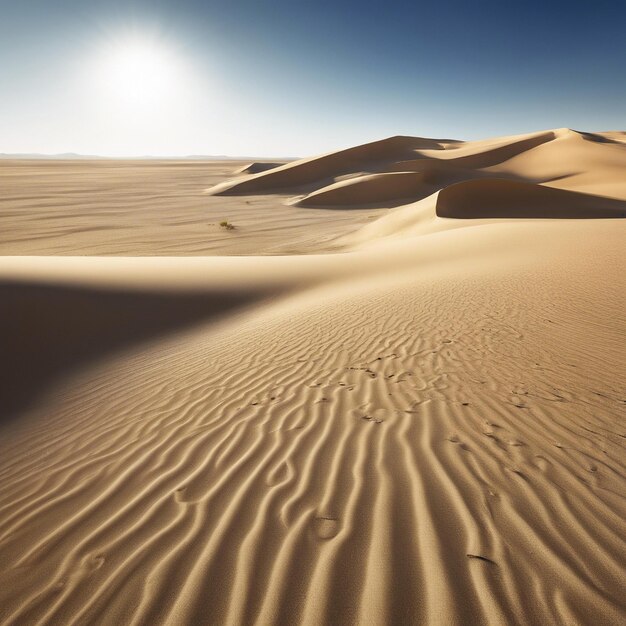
(0, 153), (298, 161)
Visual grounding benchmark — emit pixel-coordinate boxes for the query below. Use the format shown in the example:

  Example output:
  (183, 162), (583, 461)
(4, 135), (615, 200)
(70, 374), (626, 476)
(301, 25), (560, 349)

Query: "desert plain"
(0, 128), (625, 625)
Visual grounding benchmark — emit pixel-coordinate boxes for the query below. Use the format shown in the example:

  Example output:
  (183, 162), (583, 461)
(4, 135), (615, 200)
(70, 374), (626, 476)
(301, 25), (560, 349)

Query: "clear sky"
(1, 0), (624, 157)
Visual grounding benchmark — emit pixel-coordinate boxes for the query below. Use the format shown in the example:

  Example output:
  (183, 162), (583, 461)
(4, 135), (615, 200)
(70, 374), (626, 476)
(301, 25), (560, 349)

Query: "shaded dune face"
(574, 130), (626, 145)
(0, 281), (273, 419)
(596, 130), (626, 144)
(436, 179), (626, 219)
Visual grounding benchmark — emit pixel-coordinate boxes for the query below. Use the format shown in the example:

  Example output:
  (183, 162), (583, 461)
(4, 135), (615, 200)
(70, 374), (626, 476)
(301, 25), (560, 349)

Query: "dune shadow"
(295, 194), (433, 210)
(0, 281), (270, 422)
(436, 179), (626, 219)
(573, 130), (625, 145)
(442, 131), (556, 169)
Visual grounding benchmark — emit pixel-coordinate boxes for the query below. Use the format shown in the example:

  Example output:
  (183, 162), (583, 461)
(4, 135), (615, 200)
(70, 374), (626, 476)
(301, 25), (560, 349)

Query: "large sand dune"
(1, 129), (625, 625)
(292, 172), (433, 208)
(207, 135), (452, 196)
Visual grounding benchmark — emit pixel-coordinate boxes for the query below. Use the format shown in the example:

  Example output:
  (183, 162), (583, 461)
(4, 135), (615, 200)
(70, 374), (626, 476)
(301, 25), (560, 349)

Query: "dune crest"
(234, 162), (286, 175)
(206, 135), (448, 195)
(292, 172), (433, 207)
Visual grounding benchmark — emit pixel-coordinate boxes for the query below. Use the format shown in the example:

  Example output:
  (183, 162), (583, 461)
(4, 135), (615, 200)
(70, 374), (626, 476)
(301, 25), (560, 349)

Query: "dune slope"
(207, 135), (448, 195)
(293, 172), (433, 208)
(0, 278), (277, 419)
(1, 225), (624, 625)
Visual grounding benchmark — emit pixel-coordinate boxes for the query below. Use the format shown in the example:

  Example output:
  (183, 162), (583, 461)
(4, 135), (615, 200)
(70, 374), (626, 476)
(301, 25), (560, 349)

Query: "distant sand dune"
(234, 162), (287, 175)
(207, 127), (626, 217)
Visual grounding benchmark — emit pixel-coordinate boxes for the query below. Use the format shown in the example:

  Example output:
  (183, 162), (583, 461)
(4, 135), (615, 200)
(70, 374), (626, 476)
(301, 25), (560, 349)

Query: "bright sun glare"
(95, 34), (185, 113)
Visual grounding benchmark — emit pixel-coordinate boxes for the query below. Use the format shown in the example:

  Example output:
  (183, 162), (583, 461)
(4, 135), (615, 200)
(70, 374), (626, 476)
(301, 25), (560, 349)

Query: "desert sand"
(0, 128), (625, 625)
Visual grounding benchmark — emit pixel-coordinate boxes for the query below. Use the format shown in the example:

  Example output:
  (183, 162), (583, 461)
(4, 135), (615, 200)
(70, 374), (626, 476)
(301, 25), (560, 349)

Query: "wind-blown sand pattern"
(1, 128), (625, 625)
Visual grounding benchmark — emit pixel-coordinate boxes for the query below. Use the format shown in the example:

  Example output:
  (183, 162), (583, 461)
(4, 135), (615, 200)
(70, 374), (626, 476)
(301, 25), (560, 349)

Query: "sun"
(94, 34), (185, 113)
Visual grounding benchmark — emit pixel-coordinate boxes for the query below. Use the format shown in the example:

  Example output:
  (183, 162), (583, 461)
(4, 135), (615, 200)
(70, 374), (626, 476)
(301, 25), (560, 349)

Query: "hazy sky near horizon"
(1, 0), (625, 157)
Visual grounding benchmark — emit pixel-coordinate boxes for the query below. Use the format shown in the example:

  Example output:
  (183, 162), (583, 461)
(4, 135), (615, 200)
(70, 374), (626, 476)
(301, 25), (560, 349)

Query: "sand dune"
(207, 127), (626, 211)
(598, 131), (626, 144)
(484, 128), (626, 198)
(292, 172), (433, 207)
(420, 130), (557, 169)
(207, 135), (448, 195)
(234, 162), (287, 175)
(1, 128), (625, 625)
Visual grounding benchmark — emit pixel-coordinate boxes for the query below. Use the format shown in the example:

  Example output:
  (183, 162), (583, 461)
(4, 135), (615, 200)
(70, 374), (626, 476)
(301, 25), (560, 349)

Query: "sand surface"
(1, 129), (625, 625)
(0, 159), (377, 256)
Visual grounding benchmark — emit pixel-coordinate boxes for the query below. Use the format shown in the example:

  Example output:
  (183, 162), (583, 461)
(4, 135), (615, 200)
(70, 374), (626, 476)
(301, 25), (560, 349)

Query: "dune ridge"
(292, 172), (433, 208)
(1, 128), (625, 625)
(234, 162), (287, 175)
(207, 135), (448, 195)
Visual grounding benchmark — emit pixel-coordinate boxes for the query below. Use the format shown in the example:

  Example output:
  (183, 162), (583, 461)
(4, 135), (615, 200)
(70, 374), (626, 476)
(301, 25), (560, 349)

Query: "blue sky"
(1, 0), (624, 156)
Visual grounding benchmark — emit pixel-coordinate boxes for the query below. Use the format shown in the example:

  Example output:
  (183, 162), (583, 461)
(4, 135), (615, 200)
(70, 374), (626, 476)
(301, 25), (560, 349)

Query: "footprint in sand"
(313, 516), (340, 540)
(534, 456), (552, 471)
(466, 554), (497, 566)
(174, 486), (189, 502)
(266, 462), (291, 486)
(506, 466), (528, 480)
(361, 415), (384, 424)
(81, 553), (106, 574)
(447, 435), (469, 450)
(507, 438), (525, 447)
